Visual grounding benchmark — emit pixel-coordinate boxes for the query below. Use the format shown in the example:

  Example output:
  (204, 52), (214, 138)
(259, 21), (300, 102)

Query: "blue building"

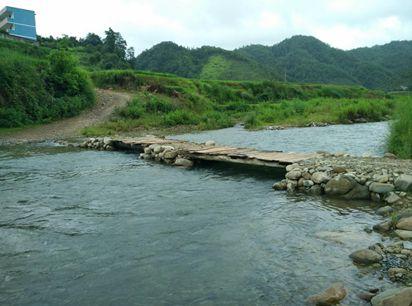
(0, 6), (37, 41)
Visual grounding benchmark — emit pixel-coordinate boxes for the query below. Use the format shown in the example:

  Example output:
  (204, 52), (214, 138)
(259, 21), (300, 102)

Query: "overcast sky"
(4, 0), (412, 54)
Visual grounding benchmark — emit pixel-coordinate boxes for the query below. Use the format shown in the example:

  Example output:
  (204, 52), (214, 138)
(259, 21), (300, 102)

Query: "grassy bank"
(388, 95), (412, 158)
(0, 39), (95, 128)
(82, 70), (397, 136)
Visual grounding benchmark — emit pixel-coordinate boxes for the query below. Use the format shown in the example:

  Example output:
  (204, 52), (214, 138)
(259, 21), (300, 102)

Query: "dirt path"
(0, 89), (132, 143)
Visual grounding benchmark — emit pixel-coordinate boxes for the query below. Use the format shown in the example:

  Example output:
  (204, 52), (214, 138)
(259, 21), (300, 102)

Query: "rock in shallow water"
(385, 192), (401, 204)
(286, 170), (302, 180)
(204, 140), (216, 146)
(174, 158), (194, 168)
(395, 230), (412, 240)
(396, 217), (412, 231)
(373, 220), (392, 232)
(311, 172), (330, 184)
(343, 183), (370, 200)
(369, 182), (395, 194)
(395, 174), (412, 192)
(371, 287), (412, 306)
(350, 249), (383, 265)
(272, 180), (287, 190)
(324, 175), (356, 195)
(376, 206), (394, 216)
(306, 282), (347, 305)
(358, 291), (377, 302)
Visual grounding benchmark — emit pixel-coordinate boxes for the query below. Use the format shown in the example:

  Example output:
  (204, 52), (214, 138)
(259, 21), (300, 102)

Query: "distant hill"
(135, 36), (412, 90)
(135, 42), (277, 81)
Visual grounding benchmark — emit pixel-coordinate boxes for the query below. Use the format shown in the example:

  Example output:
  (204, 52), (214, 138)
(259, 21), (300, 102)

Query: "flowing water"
(171, 121), (390, 156)
(0, 122), (395, 305)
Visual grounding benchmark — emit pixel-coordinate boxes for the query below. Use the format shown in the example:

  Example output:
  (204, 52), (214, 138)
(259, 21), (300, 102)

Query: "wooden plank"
(190, 147), (238, 154)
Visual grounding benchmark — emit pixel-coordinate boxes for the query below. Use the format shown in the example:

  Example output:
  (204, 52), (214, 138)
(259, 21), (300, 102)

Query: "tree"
(82, 33), (102, 47)
(103, 28), (127, 60)
(126, 47), (136, 66)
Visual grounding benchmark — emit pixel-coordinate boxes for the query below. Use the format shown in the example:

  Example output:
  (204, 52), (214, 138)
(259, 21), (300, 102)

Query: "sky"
(3, 0), (412, 54)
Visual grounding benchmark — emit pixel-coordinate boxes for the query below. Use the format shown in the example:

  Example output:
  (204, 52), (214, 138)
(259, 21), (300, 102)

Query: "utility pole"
(284, 69), (287, 83)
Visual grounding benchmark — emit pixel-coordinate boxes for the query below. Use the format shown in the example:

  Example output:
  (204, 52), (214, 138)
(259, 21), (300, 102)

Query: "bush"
(144, 95), (176, 113)
(388, 96), (412, 158)
(244, 112), (262, 129)
(163, 110), (199, 126)
(0, 45), (95, 127)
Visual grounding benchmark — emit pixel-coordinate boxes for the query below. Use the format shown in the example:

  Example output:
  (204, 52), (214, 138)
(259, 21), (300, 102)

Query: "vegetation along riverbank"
(1, 33), (411, 158)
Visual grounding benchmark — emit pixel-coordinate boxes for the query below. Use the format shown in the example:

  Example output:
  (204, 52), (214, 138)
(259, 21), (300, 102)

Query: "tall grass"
(388, 96), (412, 158)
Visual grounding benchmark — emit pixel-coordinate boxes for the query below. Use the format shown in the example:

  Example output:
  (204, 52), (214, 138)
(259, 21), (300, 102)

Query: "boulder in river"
(272, 180), (287, 191)
(369, 182), (395, 194)
(396, 217), (412, 231)
(204, 140), (216, 146)
(307, 282), (347, 305)
(358, 291), (377, 302)
(349, 249), (383, 265)
(395, 230), (412, 240)
(373, 220), (392, 232)
(309, 185), (323, 195)
(371, 287), (412, 306)
(174, 158), (194, 168)
(311, 172), (330, 184)
(324, 175), (356, 195)
(343, 183), (370, 200)
(163, 149), (178, 160)
(286, 163), (300, 172)
(376, 206), (394, 216)
(286, 170), (302, 180)
(395, 174), (412, 192)
(385, 192), (401, 204)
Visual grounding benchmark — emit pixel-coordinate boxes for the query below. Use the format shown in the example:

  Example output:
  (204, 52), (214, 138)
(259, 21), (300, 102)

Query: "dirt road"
(0, 89), (132, 142)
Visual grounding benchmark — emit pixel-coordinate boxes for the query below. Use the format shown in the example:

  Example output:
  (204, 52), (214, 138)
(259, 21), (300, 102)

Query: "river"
(0, 122), (395, 305)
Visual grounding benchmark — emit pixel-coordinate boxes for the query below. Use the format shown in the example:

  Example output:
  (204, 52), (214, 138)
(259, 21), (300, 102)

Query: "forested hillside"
(136, 35), (412, 90)
(135, 42), (277, 81)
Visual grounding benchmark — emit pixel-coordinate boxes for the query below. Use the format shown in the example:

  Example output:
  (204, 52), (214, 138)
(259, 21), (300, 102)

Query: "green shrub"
(388, 96), (412, 158)
(0, 45), (95, 127)
(163, 110), (200, 126)
(144, 95), (176, 113)
(244, 112), (262, 129)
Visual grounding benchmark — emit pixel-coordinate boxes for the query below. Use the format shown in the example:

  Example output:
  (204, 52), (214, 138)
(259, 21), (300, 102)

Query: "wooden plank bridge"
(110, 136), (320, 168)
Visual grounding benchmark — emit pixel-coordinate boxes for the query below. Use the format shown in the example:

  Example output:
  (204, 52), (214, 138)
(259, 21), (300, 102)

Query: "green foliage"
(163, 110), (199, 126)
(85, 69), (397, 136)
(37, 28), (136, 70)
(388, 95), (412, 158)
(0, 40), (95, 127)
(244, 112), (262, 129)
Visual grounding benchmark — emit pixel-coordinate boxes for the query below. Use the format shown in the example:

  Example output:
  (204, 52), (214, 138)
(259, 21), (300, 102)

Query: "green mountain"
(135, 42), (278, 81)
(135, 36), (412, 90)
(348, 40), (412, 89)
